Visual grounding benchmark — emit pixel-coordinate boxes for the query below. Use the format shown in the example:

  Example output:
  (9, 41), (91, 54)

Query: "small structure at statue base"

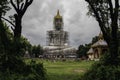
(87, 32), (108, 60)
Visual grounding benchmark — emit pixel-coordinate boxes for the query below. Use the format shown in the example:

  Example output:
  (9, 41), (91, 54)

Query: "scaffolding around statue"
(47, 30), (69, 46)
(43, 10), (76, 59)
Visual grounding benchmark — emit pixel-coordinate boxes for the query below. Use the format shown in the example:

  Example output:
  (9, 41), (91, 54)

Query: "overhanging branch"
(85, 0), (111, 43)
(1, 17), (15, 27)
(22, 0), (33, 16)
(108, 0), (114, 19)
(10, 0), (19, 13)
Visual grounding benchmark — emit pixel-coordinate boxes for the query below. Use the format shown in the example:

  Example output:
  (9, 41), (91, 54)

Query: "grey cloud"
(8, 0), (100, 48)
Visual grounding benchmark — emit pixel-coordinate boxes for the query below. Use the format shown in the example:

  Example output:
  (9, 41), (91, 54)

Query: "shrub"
(0, 60), (47, 80)
(80, 53), (120, 80)
(80, 62), (120, 80)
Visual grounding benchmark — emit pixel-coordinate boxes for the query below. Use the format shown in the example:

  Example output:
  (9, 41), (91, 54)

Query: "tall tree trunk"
(14, 14), (22, 39)
(109, 39), (119, 65)
(13, 14), (22, 55)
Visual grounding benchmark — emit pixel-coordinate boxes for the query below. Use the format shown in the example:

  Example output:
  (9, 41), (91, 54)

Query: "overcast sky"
(7, 0), (100, 48)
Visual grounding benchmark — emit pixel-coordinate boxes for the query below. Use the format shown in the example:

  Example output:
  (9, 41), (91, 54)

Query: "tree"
(0, 0), (10, 42)
(0, 1), (47, 80)
(0, 0), (10, 19)
(17, 36), (32, 56)
(0, 0), (11, 54)
(1, 0), (33, 55)
(85, 0), (120, 65)
(10, 0), (33, 39)
(77, 44), (90, 59)
(77, 45), (85, 58)
(32, 45), (44, 58)
(118, 30), (120, 52)
(91, 36), (98, 44)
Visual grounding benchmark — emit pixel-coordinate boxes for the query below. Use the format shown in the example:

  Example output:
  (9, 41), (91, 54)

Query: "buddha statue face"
(54, 18), (63, 30)
(54, 10), (63, 31)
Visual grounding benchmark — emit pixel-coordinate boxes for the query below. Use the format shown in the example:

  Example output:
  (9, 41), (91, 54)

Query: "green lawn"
(26, 59), (94, 80)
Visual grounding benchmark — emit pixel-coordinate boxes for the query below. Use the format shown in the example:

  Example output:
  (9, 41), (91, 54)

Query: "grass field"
(26, 59), (94, 80)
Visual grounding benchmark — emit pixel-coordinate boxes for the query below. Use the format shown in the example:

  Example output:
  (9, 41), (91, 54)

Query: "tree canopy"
(0, 1), (47, 80)
(0, 0), (10, 17)
(85, 0), (120, 65)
